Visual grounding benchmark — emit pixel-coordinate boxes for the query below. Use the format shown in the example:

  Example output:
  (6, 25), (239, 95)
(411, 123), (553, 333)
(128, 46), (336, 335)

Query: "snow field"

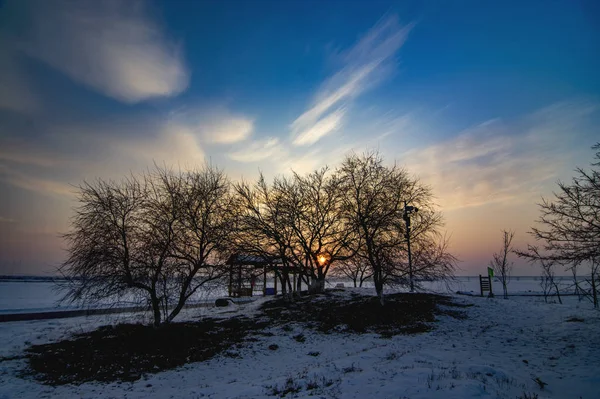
(0, 290), (598, 399)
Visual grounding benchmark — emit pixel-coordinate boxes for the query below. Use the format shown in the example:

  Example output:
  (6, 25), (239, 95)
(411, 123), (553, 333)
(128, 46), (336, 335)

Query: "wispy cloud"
(403, 101), (599, 210)
(19, 0), (189, 103)
(0, 137), (63, 168)
(292, 107), (346, 146)
(291, 15), (412, 146)
(226, 15), (413, 176)
(228, 138), (283, 163)
(201, 117), (254, 144)
(0, 113), (207, 197)
(53, 118), (208, 179)
(0, 99), (261, 200)
(0, 216), (15, 224)
(168, 107), (254, 145)
(121, 124), (205, 168)
(0, 164), (74, 197)
(0, 42), (38, 113)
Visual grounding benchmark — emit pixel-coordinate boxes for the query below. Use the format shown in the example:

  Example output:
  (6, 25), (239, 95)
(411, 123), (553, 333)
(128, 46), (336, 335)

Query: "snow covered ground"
(0, 289), (598, 399)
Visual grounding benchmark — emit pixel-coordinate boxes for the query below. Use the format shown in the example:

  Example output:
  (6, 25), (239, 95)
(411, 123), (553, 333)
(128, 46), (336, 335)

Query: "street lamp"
(403, 201), (418, 292)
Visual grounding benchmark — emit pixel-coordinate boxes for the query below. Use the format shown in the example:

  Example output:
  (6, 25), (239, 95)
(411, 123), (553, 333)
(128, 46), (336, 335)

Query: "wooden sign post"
(479, 274), (493, 297)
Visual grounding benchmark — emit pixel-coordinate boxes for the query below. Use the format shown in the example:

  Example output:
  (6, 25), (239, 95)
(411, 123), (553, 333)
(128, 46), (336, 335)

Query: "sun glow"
(317, 253), (330, 266)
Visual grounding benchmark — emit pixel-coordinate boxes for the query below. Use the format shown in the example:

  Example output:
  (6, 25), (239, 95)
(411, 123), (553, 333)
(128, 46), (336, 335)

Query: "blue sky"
(0, 0), (599, 275)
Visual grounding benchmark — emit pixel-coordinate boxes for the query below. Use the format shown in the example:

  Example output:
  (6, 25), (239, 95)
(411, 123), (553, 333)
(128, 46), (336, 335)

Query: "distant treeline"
(0, 275), (70, 282)
(0, 275), (583, 283)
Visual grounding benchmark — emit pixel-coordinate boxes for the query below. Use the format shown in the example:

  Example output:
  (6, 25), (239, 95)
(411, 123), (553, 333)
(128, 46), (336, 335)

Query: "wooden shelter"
(225, 254), (303, 297)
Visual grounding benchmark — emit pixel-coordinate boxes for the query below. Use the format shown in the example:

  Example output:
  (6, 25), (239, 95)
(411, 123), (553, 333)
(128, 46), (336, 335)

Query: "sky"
(0, 0), (599, 276)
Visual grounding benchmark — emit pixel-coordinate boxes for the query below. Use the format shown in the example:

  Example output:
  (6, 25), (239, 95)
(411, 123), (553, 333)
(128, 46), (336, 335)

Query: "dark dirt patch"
(24, 316), (267, 385)
(23, 291), (467, 385)
(260, 292), (467, 337)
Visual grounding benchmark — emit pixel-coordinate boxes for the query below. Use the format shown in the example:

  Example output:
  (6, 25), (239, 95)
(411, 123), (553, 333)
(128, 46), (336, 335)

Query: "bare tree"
(60, 175), (149, 315)
(60, 164), (233, 326)
(538, 258), (561, 304)
(591, 259), (599, 308)
(283, 168), (355, 293)
(407, 233), (458, 288)
(577, 258), (600, 308)
(332, 258), (372, 287)
(490, 230), (515, 299)
(518, 143), (600, 308)
(233, 175), (298, 300)
(384, 208), (456, 290)
(337, 151), (453, 304)
(162, 165), (234, 322)
(233, 168), (356, 296)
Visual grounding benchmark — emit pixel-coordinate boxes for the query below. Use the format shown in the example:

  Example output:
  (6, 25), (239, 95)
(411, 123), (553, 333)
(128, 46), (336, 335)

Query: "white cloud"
(228, 138), (283, 163)
(122, 123), (205, 168)
(0, 103), (258, 198)
(21, 0), (189, 103)
(291, 16), (412, 146)
(402, 102), (598, 210)
(60, 120), (207, 177)
(0, 113), (207, 198)
(169, 109), (254, 145)
(201, 117), (254, 144)
(293, 108), (346, 146)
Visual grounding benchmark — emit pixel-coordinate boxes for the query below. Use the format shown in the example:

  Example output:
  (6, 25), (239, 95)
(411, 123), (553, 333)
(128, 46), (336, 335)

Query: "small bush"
(292, 333), (306, 343)
(266, 376), (302, 397)
(566, 317), (584, 323)
(532, 377), (547, 390)
(518, 392), (539, 399)
(342, 363), (362, 373)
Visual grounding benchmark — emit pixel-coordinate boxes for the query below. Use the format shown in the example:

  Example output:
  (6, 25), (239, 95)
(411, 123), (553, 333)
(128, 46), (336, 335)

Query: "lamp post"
(403, 201), (418, 292)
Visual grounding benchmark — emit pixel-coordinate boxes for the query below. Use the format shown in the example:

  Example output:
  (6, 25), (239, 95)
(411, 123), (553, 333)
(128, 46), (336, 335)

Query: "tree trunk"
(280, 273), (288, 298)
(309, 267), (326, 294)
(296, 271), (303, 294)
(572, 269), (582, 301)
(279, 271), (294, 302)
(167, 297), (187, 323)
(377, 288), (384, 306)
(553, 282), (562, 304)
(374, 271), (384, 306)
(286, 273), (294, 301)
(150, 293), (162, 327)
(317, 276), (325, 292)
(592, 270), (598, 309)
